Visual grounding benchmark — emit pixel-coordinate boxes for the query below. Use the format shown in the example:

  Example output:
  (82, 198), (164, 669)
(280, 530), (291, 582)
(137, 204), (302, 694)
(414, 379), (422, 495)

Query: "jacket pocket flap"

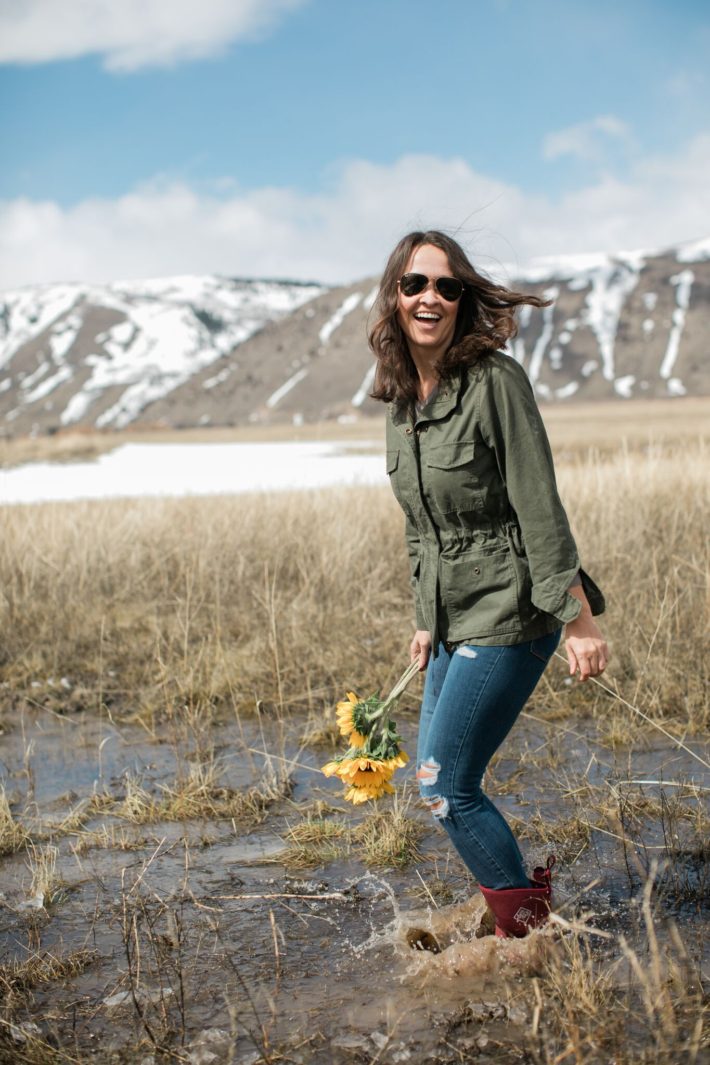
(386, 449), (399, 474)
(425, 442), (475, 470)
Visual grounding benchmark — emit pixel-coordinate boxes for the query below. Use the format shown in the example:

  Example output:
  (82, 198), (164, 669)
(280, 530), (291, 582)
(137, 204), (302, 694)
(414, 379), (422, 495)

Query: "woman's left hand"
(564, 584), (609, 681)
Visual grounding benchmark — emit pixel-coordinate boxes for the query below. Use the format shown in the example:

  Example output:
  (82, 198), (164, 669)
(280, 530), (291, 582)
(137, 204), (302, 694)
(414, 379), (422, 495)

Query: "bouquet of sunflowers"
(321, 659), (420, 804)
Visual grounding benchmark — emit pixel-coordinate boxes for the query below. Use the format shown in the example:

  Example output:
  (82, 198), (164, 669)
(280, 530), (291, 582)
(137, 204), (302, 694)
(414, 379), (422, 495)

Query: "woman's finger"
(566, 642), (579, 677)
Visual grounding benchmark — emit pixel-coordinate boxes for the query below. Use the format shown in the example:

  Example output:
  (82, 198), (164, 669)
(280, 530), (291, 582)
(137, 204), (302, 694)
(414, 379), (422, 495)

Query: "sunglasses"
(398, 272), (465, 302)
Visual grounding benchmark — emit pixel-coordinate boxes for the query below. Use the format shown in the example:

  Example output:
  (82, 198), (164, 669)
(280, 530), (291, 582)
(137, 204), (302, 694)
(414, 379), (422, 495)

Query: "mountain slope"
(1, 239), (708, 436)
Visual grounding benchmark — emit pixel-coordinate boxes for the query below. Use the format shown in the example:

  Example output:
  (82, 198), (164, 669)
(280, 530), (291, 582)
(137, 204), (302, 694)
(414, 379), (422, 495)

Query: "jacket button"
(405, 427), (413, 434)
(473, 566), (481, 575)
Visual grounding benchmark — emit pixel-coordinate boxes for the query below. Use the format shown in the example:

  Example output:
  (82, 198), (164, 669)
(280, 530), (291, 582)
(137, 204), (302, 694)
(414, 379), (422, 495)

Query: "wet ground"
(1, 702), (708, 1063)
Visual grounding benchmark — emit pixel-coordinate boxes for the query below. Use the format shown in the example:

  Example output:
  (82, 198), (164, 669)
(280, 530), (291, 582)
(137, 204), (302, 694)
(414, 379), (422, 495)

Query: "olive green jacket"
(386, 351), (605, 650)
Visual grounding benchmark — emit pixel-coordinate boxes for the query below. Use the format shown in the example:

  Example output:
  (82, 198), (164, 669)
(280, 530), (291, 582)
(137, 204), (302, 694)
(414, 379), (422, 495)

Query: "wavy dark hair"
(368, 230), (550, 403)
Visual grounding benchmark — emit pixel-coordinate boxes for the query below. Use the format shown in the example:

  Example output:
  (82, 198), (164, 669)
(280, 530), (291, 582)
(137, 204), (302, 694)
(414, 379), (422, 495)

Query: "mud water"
(1, 703), (708, 1063)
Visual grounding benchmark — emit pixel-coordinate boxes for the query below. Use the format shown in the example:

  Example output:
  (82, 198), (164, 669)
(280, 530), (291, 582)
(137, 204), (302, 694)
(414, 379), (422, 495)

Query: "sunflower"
(322, 660), (420, 805)
(344, 779), (395, 804)
(323, 755), (394, 787)
(335, 691), (369, 746)
(382, 751), (409, 772)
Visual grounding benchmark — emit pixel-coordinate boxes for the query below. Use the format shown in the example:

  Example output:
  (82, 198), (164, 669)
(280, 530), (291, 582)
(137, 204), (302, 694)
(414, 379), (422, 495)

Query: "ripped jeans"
(417, 630), (561, 890)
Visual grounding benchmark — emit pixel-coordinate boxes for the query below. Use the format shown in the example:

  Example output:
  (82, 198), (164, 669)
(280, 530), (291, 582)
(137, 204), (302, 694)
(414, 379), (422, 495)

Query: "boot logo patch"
(513, 906), (533, 924)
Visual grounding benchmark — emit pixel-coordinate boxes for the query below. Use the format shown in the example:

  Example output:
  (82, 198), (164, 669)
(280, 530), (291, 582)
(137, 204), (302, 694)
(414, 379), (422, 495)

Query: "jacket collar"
(389, 368), (463, 432)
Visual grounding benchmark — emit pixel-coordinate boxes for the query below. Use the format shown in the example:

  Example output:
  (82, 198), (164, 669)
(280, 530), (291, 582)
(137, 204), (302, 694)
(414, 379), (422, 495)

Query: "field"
(0, 401), (708, 1064)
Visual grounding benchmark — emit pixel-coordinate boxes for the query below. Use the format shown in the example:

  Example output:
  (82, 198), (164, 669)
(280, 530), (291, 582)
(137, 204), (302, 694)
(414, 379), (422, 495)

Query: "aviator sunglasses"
(398, 272), (465, 302)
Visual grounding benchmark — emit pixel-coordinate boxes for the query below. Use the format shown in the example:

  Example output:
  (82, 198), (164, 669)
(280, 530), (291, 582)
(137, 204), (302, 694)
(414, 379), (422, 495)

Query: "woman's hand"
(564, 585), (609, 682)
(410, 629), (432, 671)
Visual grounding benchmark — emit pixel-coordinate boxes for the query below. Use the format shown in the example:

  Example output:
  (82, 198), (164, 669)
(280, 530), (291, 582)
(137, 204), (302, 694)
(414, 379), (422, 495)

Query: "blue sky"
(1, 0), (709, 288)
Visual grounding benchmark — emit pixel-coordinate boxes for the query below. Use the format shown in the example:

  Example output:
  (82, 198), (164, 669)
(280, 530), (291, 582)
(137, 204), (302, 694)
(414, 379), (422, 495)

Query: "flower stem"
(380, 658), (421, 713)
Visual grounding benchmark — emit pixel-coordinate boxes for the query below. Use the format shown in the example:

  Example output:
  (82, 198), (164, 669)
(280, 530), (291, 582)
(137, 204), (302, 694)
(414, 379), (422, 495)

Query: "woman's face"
(396, 244), (459, 360)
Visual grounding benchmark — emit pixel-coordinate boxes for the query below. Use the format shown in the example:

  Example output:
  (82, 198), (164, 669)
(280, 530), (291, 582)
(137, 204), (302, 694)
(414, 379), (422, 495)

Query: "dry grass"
(526, 874), (709, 1064)
(0, 948), (97, 997)
(114, 763), (292, 825)
(2, 397), (707, 470)
(25, 843), (62, 906)
(353, 799), (424, 868)
(1, 435), (707, 738)
(1, 418), (708, 1065)
(277, 801), (425, 869)
(0, 788), (29, 856)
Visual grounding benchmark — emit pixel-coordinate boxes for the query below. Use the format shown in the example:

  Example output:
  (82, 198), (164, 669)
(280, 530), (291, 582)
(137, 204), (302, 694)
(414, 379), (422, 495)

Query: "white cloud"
(0, 0), (307, 71)
(542, 114), (633, 163)
(1, 136), (709, 290)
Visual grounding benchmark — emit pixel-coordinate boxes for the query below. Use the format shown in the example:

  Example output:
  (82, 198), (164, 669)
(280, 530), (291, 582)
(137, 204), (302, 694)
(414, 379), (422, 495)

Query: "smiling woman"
(369, 230), (553, 406)
(368, 229), (608, 941)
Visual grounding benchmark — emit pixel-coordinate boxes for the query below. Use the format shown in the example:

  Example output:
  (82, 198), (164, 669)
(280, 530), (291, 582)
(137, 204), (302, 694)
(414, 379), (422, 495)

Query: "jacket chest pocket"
(386, 448), (413, 511)
(422, 441), (483, 515)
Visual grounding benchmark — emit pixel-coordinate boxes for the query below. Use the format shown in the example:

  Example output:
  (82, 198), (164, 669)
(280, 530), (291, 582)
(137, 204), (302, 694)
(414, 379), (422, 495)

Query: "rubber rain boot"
(478, 856), (555, 938)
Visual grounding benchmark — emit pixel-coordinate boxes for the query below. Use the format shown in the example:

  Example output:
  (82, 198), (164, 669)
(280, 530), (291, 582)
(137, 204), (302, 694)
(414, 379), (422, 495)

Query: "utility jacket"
(386, 351), (605, 650)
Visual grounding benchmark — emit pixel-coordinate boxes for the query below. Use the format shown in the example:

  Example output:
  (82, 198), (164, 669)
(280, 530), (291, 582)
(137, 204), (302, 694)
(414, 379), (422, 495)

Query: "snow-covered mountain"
(1, 238), (708, 436)
(0, 275), (323, 435)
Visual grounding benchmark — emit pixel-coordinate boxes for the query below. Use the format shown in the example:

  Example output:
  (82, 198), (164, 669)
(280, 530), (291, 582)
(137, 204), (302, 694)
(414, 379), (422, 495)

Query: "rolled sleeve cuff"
(530, 569), (583, 625)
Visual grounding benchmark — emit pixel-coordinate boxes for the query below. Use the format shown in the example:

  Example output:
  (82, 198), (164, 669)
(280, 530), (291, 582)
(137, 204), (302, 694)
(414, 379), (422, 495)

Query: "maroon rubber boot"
(478, 856), (555, 938)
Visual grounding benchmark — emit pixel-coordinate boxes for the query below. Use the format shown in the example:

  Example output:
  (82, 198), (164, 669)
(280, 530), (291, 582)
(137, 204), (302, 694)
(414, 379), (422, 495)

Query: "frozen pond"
(0, 439), (387, 504)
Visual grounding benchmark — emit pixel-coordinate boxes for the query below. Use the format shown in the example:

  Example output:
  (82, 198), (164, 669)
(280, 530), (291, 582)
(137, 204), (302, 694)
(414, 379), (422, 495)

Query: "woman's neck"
(416, 372), (438, 405)
(409, 349), (440, 405)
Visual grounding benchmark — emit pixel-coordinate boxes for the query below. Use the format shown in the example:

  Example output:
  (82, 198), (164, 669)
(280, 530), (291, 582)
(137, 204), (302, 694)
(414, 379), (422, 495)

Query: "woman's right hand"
(410, 630), (432, 671)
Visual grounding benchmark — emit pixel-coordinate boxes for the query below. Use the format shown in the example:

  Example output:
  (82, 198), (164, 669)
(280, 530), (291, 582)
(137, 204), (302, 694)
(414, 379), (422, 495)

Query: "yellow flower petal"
(344, 779), (395, 804)
(349, 730), (367, 747)
(384, 750), (409, 770)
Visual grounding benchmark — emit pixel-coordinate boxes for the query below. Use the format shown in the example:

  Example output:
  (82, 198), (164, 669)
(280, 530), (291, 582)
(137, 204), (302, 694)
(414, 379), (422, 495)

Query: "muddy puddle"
(1, 704), (708, 1063)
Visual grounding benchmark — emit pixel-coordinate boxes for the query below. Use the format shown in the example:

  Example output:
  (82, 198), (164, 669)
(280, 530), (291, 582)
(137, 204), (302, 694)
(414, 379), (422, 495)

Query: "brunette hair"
(368, 230), (550, 403)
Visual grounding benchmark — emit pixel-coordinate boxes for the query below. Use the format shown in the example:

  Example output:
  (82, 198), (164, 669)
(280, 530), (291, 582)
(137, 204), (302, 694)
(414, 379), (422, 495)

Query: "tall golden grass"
(1, 438), (707, 733)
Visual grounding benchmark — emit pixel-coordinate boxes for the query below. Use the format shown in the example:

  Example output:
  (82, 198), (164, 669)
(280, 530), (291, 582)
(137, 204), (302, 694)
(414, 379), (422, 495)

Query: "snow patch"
(510, 337), (526, 365)
(676, 237), (710, 263)
(583, 262), (642, 380)
(660, 270), (694, 380)
(351, 364), (376, 408)
(667, 377), (687, 396)
(266, 368), (308, 409)
(49, 315), (82, 361)
(555, 381), (579, 399)
(203, 366), (232, 390)
(0, 286), (80, 369)
(0, 440), (387, 505)
(23, 365), (73, 405)
(613, 375), (636, 398)
(363, 284), (379, 311)
(642, 292), (657, 311)
(20, 362), (50, 391)
(528, 287), (558, 382)
(319, 292), (363, 345)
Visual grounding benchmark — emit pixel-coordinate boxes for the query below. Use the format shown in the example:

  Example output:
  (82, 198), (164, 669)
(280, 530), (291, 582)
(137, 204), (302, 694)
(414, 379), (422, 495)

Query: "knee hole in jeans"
(423, 794), (450, 819)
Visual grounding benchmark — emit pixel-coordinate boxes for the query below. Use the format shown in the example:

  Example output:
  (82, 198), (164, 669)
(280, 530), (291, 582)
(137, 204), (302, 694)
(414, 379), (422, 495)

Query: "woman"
(369, 230), (608, 938)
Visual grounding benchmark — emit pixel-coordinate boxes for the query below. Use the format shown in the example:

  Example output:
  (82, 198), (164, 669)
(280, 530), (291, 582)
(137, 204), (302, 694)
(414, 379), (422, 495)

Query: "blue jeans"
(416, 630), (561, 890)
